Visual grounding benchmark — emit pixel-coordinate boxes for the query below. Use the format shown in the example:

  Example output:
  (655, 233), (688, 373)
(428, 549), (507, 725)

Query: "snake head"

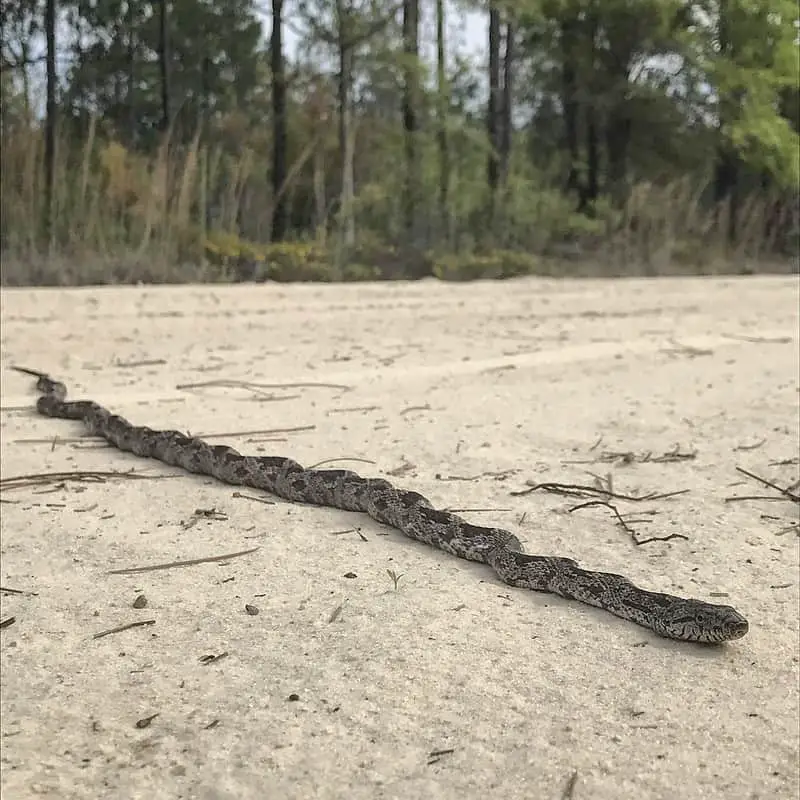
(659, 599), (749, 643)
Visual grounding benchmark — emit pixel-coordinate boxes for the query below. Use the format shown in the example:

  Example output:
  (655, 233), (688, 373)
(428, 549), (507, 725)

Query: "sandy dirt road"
(1, 276), (798, 800)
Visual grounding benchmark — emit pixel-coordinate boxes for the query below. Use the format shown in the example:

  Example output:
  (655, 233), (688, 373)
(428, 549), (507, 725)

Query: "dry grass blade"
(0, 470), (173, 492)
(308, 456), (376, 469)
(107, 546), (260, 575)
(196, 425), (316, 439)
(92, 619), (156, 640)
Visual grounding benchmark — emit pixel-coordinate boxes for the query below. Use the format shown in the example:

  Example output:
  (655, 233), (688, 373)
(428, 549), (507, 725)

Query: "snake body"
(14, 367), (749, 643)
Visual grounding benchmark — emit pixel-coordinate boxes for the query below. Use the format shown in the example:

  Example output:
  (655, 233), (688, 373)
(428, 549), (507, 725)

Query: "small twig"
(115, 359), (167, 369)
(438, 470), (517, 482)
(177, 378), (351, 393)
(330, 527), (368, 541)
(11, 365), (48, 379)
(385, 460), (416, 477)
(92, 619), (156, 640)
(629, 531), (690, 546)
(327, 405), (379, 415)
(446, 507), (513, 513)
(733, 438), (766, 452)
(308, 457), (376, 469)
(427, 748), (455, 765)
(650, 445), (697, 463)
(568, 500), (688, 546)
(724, 495), (790, 503)
(108, 547), (260, 575)
(0, 616), (17, 630)
(776, 522), (799, 537)
(568, 499), (638, 534)
(735, 467), (800, 503)
(511, 481), (688, 502)
(181, 507), (229, 530)
(232, 491), (276, 505)
(399, 404), (431, 416)
(721, 333), (792, 344)
(12, 436), (99, 445)
(562, 770), (579, 800)
(664, 339), (713, 357)
(199, 652), (229, 665)
(565, 445), (696, 465)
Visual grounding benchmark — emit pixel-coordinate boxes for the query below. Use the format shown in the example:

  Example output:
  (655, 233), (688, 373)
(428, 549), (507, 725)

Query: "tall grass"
(1, 120), (250, 284)
(1, 120), (796, 286)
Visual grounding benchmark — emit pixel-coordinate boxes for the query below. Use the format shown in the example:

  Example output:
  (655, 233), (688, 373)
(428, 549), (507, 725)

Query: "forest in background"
(1, 0), (798, 285)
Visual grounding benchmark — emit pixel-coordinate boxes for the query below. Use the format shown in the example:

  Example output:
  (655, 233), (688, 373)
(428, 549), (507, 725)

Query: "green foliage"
(692, 0), (800, 187)
(1, 0), (797, 283)
(203, 235), (384, 281)
(63, 0), (264, 148)
(432, 250), (541, 281)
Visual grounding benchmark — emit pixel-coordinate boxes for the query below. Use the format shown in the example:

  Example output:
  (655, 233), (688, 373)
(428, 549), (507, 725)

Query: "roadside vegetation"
(2, 0), (797, 284)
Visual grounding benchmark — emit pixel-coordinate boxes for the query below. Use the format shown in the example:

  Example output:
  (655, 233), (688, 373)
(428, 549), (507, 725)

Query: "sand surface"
(1, 276), (798, 800)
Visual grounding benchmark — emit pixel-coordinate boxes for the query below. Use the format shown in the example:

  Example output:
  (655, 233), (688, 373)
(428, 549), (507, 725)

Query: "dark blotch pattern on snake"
(13, 367), (749, 644)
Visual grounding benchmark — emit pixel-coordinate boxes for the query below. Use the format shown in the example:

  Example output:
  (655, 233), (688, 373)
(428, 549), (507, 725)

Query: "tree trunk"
(44, 0), (57, 250)
(487, 5), (501, 207)
(313, 146), (327, 239)
(401, 0), (419, 237)
(336, 2), (355, 248)
(605, 108), (631, 202)
(435, 0), (449, 230)
(158, 0), (171, 134)
(561, 17), (581, 199)
(714, 0), (738, 245)
(499, 21), (514, 187)
(270, 0), (288, 241)
(126, 2), (136, 143)
(584, 105), (599, 210)
(340, 93), (356, 248)
(581, 12), (599, 212)
(714, 148), (738, 245)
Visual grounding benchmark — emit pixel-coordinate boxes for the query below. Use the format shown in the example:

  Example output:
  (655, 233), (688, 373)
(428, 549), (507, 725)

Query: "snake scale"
(13, 366), (749, 644)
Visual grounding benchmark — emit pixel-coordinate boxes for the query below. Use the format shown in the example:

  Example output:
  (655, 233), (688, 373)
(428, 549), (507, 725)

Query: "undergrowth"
(1, 125), (796, 286)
